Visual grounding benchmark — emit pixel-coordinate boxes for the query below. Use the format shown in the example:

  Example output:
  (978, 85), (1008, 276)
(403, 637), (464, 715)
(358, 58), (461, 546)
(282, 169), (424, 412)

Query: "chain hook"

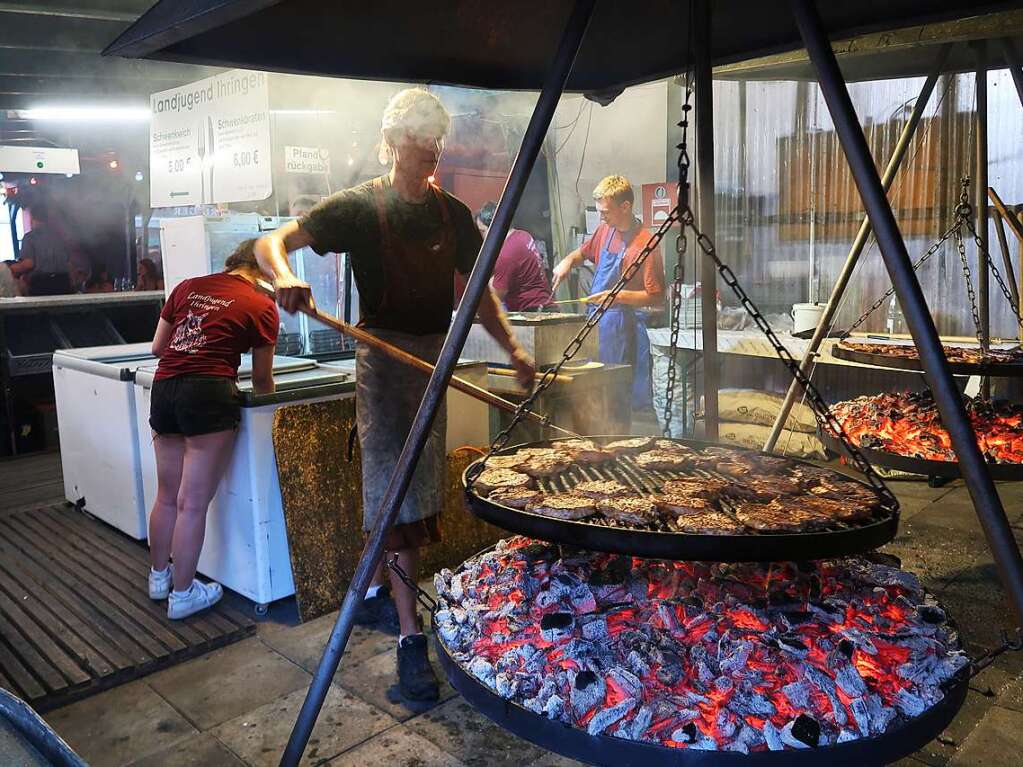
(955, 176), (973, 219)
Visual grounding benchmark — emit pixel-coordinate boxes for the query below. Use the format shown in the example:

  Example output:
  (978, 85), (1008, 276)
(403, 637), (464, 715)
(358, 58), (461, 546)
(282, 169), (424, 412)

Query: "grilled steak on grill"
(733, 499), (832, 531)
(800, 495), (874, 522)
(660, 477), (730, 498)
(572, 479), (631, 500)
(741, 474), (804, 499)
(668, 510), (745, 534)
(525, 494), (597, 520)
(520, 455), (574, 478)
(484, 454), (530, 470)
(475, 468), (533, 494)
(552, 439), (615, 464)
(604, 437), (655, 455)
(655, 493), (718, 516)
(487, 487), (544, 509)
(635, 449), (696, 471)
(596, 496), (657, 525)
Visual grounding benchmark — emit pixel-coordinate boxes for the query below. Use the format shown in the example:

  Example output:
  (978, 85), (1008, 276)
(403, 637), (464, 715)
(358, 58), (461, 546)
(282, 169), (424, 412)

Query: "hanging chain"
(962, 216), (1023, 336)
(843, 219), (960, 338)
(953, 227), (986, 350)
(663, 76), (694, 438)
(682, 208), (898, 510)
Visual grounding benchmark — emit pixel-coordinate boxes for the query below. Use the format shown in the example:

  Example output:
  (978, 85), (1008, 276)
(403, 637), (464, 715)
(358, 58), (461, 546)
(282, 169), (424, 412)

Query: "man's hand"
(586, 290), (611, 306)
(510, 348), (537, 390)
(273, 274), (314, 314)
(550, 256), (575, 293)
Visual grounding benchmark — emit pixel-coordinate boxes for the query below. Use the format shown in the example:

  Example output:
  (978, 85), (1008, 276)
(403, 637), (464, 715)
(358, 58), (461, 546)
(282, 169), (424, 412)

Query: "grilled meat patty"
(604, 437), (655, 455)
(733, 499), (831, 532)
(551, 439), (615, 464)
(741, 474), (804, 500)
(572, 479), (631, 500)
(520, 455), (574, 478)
(525, 494), (596, 520)
(484, 454), (530, 470)
(668, 511), (744, 534)
(596, 496), (657, 525)
(655, 493), (717, 516)
(800, 494), (874, 522)
(475, 469), (533, 494)
(661, 477), (730, 498)
(807, 476), (880, 507)
(487, 487), (544, 509)
(635, 449), (696, 471)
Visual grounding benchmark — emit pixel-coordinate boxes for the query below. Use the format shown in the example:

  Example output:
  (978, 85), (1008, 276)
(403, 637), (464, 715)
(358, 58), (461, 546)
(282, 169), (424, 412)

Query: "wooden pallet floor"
(0, 504), (255, 712)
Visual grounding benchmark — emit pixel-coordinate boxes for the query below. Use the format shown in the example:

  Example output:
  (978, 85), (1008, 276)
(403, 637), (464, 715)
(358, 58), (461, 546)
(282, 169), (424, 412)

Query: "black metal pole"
(765, 47), (949, 453)
(792, 0), (1023, 628)
(975, 42), (991, 399)
(1000, 38), (1023, 110)
(277, 2), (596, 764)
(693, 0), (718, 441)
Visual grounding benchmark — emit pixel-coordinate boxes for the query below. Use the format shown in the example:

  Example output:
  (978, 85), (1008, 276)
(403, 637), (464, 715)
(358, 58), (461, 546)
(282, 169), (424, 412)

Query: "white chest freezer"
(133, 360), (354, 610)
(53, 343), (159, 538)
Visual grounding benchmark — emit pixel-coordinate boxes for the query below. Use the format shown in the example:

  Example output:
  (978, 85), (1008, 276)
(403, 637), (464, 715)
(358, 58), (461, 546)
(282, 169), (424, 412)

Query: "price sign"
(150, 70), (272, 207)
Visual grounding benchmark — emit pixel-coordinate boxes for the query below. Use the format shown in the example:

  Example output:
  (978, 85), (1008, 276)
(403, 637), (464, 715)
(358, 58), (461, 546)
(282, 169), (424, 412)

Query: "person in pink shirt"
(475, 201), (553, 312)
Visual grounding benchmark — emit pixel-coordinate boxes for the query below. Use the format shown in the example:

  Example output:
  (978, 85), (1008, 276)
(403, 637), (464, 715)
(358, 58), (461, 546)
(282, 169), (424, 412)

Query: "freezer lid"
(53, 343), (159, 381)
(237, 366), (350, 394)
(134, 356), (329, 388)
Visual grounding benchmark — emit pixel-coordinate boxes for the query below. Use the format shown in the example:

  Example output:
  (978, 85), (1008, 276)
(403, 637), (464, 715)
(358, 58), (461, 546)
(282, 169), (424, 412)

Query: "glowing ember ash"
(830, 391), (1023, 464)
(435, 537), (967, 753)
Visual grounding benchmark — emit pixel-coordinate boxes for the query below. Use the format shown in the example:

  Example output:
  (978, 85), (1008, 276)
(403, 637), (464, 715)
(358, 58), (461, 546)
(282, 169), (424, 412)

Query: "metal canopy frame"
(103, 2), (1023, 765)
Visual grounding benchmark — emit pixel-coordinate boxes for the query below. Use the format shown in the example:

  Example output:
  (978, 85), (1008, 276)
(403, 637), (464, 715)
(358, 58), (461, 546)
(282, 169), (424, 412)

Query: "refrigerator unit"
(53, 343), (159, 538)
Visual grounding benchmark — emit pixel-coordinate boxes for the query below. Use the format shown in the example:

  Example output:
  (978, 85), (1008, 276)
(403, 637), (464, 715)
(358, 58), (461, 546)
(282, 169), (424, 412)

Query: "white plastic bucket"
(791, 302), (825, 335)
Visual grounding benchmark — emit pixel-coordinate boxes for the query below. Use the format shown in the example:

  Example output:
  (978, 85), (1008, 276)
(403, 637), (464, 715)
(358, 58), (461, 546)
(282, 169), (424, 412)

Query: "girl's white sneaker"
(167, 580), (223, 620)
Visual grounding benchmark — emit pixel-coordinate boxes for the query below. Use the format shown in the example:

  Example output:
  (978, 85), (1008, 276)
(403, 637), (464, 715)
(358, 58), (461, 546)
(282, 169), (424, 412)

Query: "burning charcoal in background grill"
(540, 612), (574, 643)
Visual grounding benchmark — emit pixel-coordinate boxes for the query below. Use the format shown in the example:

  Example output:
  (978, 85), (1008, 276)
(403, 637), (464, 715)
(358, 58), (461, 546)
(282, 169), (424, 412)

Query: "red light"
(29, 177), (38, 185)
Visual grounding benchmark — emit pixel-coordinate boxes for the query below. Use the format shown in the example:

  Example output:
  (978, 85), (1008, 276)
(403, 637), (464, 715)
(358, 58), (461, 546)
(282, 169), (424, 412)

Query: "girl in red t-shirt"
(147, 239), (279, 619)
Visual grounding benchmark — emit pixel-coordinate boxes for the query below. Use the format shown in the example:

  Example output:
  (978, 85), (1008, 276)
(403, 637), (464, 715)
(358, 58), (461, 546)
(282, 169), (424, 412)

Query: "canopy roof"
(716, 8), (1023, 81)
(104, 0), (1023, 93)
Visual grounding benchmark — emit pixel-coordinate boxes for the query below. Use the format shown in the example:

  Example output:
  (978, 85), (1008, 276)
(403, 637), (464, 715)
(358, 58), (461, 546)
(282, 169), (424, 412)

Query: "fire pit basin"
(433, 538), (968, 766)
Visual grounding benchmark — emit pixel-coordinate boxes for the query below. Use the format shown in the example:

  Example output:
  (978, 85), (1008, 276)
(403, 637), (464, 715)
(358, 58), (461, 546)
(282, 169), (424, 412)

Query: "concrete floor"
(29, 469), (1023, 766)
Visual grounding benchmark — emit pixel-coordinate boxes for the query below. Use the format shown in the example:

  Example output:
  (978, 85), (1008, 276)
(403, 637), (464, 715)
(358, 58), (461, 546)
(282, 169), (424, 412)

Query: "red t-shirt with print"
(155, 273), (279, 381)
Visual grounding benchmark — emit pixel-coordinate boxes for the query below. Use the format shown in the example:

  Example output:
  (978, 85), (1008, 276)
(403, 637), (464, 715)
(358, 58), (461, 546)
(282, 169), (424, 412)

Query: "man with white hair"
(256, 88), (535, 701)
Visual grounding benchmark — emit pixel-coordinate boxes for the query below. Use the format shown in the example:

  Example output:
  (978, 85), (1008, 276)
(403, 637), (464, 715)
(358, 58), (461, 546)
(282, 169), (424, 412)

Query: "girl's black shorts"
(149, 375), (241, 437)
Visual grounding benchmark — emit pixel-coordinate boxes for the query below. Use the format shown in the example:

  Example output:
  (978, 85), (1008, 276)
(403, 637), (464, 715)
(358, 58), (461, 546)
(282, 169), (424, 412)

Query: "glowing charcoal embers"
(434, 538), (967, 754)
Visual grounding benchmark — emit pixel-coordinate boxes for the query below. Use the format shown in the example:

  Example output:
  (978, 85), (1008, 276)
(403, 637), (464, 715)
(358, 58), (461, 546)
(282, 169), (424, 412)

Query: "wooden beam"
(989, 187), (1023, 243)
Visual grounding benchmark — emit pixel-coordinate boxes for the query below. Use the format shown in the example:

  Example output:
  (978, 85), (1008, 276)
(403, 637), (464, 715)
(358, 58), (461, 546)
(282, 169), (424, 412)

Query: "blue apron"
(589, 228), (652, 411)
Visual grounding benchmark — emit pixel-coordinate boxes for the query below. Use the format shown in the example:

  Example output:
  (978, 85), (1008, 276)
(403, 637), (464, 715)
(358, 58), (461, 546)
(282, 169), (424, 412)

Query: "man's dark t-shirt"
(300, 177), (482, 335)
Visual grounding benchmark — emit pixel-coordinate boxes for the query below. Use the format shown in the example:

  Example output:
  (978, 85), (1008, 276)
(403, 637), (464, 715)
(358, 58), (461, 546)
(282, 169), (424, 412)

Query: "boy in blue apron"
(552, 175), (665, 411)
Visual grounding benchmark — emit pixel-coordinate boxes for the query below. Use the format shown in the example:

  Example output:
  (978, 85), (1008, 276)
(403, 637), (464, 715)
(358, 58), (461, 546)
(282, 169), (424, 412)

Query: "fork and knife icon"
(195, 117), (216, 203)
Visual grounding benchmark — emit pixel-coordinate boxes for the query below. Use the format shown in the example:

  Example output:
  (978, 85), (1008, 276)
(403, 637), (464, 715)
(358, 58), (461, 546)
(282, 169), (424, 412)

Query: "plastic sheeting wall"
(710, 70), (1023, 339)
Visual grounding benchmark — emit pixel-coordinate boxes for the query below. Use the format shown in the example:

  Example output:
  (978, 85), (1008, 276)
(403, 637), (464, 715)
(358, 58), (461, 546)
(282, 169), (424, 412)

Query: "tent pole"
(765, 46), (949, 452)
(974, 41), (991, 398)
(693, 0), (719, 440)
(277, 2), (596, 764)
(792, 0), (1023, 628)
(1000, 38), (1023, 110)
